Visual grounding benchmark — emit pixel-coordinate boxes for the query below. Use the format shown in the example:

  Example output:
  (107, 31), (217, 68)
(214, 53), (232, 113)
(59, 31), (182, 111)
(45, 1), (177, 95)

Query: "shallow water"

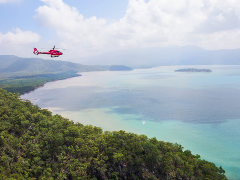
(21, 65), (240, 179)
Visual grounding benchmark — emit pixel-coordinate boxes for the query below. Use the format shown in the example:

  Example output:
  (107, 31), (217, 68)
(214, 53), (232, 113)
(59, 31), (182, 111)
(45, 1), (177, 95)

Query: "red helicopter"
(33, 46), (63, 58)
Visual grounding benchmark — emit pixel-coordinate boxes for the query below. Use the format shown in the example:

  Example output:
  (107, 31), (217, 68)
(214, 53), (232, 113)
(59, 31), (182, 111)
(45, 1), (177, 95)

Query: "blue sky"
(0, 0), (128, 32)
(1, 0), (240, 61)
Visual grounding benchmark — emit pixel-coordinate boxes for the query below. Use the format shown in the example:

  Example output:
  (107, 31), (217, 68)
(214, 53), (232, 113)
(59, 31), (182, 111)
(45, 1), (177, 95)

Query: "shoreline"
(20, 73), (82, 96)
(1, 72), (82, 95)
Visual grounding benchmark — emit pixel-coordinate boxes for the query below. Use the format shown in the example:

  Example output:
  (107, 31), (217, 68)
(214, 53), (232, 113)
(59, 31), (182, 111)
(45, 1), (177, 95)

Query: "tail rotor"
(33, 48), (39, 55)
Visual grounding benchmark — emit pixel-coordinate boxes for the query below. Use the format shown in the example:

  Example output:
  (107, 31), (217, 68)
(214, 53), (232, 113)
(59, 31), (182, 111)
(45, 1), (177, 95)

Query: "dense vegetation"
(0, 88), (227, 179)
(0, 72), (81, 95)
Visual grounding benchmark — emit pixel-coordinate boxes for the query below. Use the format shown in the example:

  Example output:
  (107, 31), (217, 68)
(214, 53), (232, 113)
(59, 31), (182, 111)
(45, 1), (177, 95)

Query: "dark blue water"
(21, 65), (240, 179)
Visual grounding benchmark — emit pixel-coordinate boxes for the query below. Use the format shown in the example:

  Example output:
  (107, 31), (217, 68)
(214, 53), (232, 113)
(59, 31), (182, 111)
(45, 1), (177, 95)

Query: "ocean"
(21, 65), (240, 180)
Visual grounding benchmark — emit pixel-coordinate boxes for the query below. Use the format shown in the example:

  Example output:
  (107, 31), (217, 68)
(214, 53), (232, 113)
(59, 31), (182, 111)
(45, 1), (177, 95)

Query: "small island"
(175, 68), (212, 72)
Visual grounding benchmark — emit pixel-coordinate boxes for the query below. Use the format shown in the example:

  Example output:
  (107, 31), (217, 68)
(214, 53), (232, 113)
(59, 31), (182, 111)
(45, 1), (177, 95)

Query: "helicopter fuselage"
(33, 47), (63, 58)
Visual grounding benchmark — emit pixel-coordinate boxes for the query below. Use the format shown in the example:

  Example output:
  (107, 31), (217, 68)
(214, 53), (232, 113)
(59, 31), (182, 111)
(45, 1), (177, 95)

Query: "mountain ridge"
(71, 46), (240, 66)
(0, 55), (109, 78)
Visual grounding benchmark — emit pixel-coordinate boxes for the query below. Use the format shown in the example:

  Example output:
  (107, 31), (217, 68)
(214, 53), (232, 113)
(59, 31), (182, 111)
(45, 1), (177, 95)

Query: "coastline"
(1, 72), (82, 95)
(20, 66), (240, 179)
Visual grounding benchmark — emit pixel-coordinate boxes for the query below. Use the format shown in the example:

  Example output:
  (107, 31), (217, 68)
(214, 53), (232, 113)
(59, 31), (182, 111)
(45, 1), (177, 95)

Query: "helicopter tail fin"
(33, 48), (39, 55)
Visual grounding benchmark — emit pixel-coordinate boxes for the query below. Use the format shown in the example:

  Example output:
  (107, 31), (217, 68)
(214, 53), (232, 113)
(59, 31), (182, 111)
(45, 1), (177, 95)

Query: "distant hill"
(0, 55), (108, 78)
(0, 56), (134, 94)
(109, 65), (133, 71)
(71, 46), (240, 67)
(0, 55), (111, 94)
(175, 68), (212, 72)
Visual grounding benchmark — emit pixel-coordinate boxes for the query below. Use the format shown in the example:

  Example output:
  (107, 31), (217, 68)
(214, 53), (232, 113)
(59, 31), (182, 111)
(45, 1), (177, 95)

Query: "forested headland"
(0, 88), (227, 179)
(0, 72), (82, 95)
(0, 55), (109, 95)
(0, 55), (134, 95)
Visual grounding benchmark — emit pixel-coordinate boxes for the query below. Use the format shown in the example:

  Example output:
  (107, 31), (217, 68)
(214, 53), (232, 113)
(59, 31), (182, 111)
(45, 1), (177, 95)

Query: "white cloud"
(0, 28), (41, 45)
(0, 0), (22, 3)
(34, 0), (240, 57)
(0, 28), (41, 57)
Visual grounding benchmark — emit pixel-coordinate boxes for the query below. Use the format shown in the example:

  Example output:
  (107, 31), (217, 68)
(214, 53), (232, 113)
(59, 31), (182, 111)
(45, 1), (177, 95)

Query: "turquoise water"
(21, 65), (240, 179)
